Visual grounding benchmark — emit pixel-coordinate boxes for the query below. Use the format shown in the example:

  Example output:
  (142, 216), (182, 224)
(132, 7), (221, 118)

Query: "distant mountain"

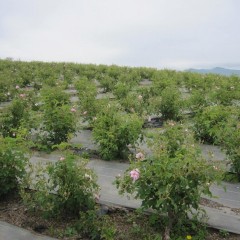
(186, 67), (240, 76)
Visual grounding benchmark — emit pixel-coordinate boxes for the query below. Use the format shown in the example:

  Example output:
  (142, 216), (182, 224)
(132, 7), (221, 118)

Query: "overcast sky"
(0, 0), (240, 70)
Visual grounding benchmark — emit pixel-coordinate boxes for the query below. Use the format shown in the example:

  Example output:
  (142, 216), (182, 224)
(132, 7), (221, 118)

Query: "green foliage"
(0, 98), (30, 137)
(0, 59), (239, 189)
(21, 153), (99, 218)
(99, 75), (116, 92)
(76, 210), (116, 240)
(0, 136), (28, 198)
(193, 105), (237, 144)
(75, 77), (97, 99)
(217, 116), (240, 178)
(159, 87), (182, 120)
(219, 229), (230, 237)
(186, 90), (210, 115)
(75, 77), (98, 120)
(63, 226), (78, 237)
(40, 87), (77, 146)
(92, 104), (143, 160)
(117, 71), (140, 87)
(113, 82), (131, 99)
(209, 87), (235, 106)
(41, 86), (70, 108)
(79, 96), (98, 122)
(115, 123), (221, 239)
(208, 79), (240, 106)
(0, 75), (11, 102)
(43, 104), (77, 144)
(119, 92), (146, 116)
(151, 70), (177, 95)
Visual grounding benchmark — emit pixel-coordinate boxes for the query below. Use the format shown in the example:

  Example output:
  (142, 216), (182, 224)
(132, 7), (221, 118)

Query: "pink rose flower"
(19, 93), (26, 98)
(59, 157), (65, 161)
(71, 108), (76, 112)
(130, 169), (140, 181)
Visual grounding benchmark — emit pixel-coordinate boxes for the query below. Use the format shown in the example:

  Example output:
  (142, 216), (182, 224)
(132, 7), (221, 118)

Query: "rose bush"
(217, 117), (240, 179)
(193, 105), (237, 144)
(115, 123), (222, 240)
(0, 97), (30, 137)
(0, 136), (29, 198)
(21, 152), (99, 218)
(92, 104), (143, 160)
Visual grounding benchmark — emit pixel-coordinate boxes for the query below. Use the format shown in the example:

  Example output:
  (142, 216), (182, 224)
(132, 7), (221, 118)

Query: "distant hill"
(186, 67), (240, 76)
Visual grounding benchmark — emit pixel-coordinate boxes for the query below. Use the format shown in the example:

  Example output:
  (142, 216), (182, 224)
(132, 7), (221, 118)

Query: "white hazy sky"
(0, 0), (240, 70)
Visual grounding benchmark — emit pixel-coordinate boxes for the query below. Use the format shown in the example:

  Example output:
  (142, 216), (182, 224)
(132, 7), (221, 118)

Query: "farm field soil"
(0, 193), (240, 240)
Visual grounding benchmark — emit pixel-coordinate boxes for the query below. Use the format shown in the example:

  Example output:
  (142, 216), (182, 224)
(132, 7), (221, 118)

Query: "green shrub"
(115, 123), (221, 239)
(93, 104), (143, 160)
(186, 90), (210, 115)
(0, 98), (30, 137)
(209, 87), (235, 106)
(21, 153), (99, 218)
(75, 77), (99, 121)
(79, 95), (98, 122)
(75, 77), (97, 100)
(40, 87), (77, 146)
(151, 70), (176, 95)
(113, 81), (131, 99)
(217, 117), (240, 179)
(0, 136), (28, 198)
(0, 77), (11, 102)
(119, 92), (146, 116)
(99, 75), (116, 92)
(193, 105), (236, 144)
(43, 104), (77, 145)
(159, 87), (182, 120)
(41, 86), (70, 108)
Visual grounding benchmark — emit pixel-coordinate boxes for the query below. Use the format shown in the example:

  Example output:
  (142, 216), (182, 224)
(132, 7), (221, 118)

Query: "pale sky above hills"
(0, 0), (240, 70)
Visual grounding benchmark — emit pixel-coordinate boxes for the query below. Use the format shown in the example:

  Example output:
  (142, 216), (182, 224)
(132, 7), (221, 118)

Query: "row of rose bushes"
(0, 78), (239, 177)
(0, 60), (239, 176)
(0, 123), (222, 239)
(1, 58), (239, 92)
(0, 82), (143, 158)
(1, 59), (239, 109)
(1, 59), (239, 164)
(0, 86), (78, 151)
(75, 76), (240, 178)
(0, 59), (146, 102)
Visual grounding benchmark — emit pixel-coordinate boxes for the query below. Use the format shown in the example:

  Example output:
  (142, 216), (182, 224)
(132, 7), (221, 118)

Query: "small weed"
(219, 229), (230, 238)
(64, 226), (78, 237)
